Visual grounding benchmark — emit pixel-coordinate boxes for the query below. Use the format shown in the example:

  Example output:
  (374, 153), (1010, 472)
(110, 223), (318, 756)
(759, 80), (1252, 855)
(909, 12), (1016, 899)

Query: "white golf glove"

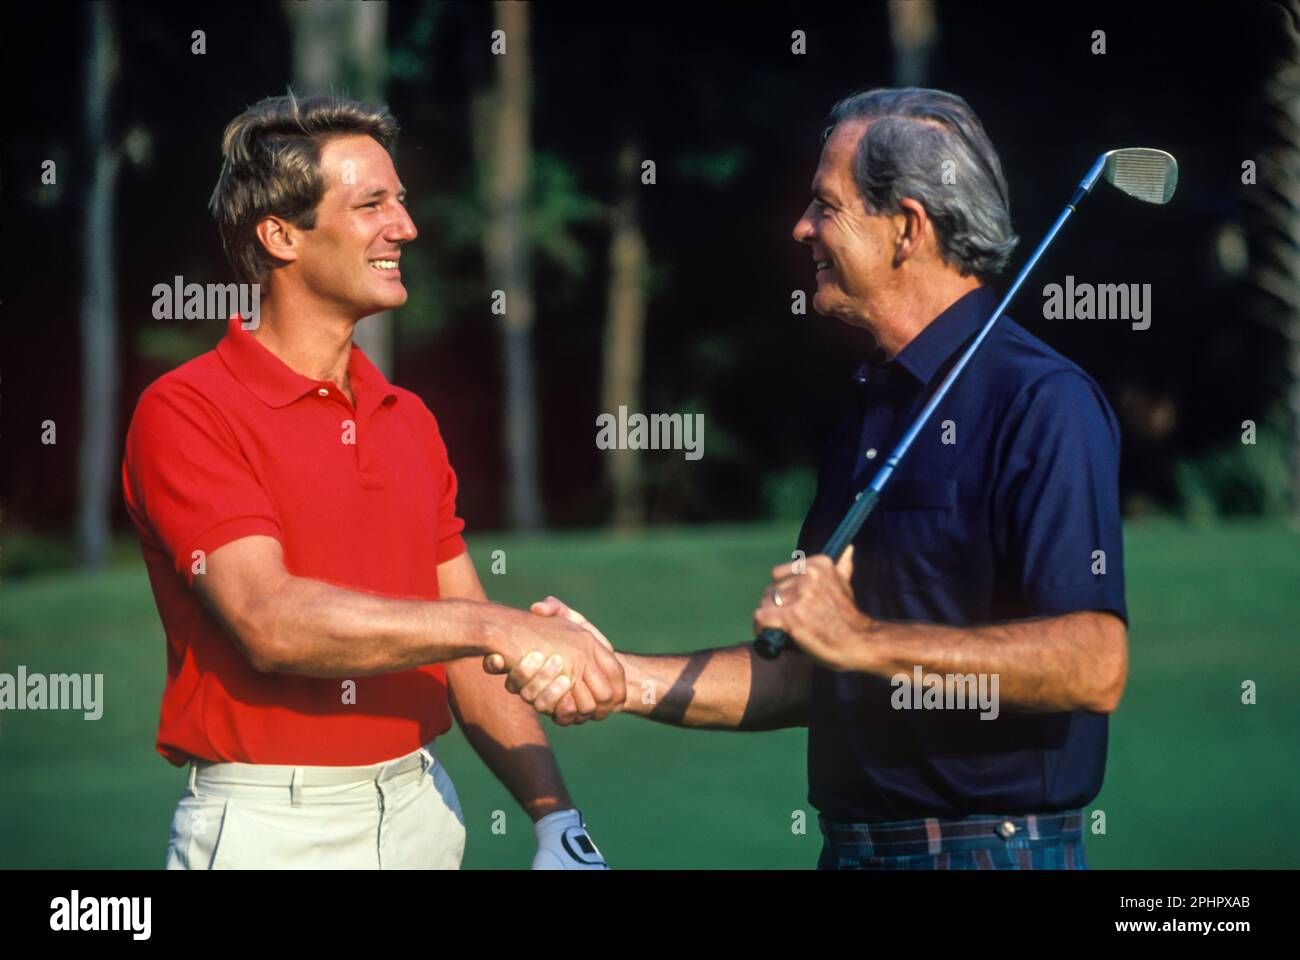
(531, 809), (609, 870)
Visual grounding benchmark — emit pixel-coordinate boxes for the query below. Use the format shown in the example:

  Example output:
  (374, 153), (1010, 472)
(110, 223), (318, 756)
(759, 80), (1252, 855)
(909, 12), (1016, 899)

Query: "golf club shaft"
(754, 157), (1106, 659)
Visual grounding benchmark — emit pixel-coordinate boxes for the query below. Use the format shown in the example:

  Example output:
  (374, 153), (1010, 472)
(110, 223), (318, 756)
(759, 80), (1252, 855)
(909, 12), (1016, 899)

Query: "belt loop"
(419, 746), (433, 775)
(188, 763), (197, 793)
(290, 767), (304, 807)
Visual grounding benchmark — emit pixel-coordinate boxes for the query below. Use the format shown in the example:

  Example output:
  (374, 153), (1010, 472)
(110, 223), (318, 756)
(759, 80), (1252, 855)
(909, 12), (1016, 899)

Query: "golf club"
(754, 147), (1179, 660)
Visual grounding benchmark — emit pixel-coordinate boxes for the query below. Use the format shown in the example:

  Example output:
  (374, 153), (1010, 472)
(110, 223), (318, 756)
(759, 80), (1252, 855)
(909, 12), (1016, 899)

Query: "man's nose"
(388, 205), (418, 243)
(792, 206), (815, 244)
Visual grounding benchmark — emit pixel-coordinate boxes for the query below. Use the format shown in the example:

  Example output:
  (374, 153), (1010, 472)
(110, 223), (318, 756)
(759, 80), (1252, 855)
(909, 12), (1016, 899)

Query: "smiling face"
(288, 134), (418, 317)
(792, 120), (900, 328)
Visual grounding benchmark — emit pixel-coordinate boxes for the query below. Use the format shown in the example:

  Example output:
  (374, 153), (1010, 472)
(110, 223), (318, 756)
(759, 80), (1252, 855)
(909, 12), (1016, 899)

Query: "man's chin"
(811, 289), (841, 319)
(812, 293), (869, 329)
(364, 286), (408, 314)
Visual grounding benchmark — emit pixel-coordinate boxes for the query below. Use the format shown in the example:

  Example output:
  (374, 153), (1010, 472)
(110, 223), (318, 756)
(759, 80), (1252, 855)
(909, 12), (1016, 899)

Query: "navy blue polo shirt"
(799, 284), (1127, 823)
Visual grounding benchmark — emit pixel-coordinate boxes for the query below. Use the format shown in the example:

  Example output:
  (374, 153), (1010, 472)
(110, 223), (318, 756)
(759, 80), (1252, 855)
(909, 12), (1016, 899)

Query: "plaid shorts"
(818, 809), (1087, 870)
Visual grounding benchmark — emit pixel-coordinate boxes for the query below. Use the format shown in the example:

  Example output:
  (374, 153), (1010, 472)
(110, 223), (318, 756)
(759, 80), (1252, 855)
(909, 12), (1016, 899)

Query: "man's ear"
(255, 215), (299, 266)
(892, 197), (929, 267)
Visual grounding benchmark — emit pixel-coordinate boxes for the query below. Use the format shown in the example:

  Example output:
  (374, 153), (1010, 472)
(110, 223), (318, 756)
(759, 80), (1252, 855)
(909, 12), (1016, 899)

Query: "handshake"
(482, 597), (627, 725)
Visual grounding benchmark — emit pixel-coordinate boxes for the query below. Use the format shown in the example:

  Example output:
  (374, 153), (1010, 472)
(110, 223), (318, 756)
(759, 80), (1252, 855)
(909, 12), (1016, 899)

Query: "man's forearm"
(252, 575), (510, 677)
(620, 645), (810, 730)
(857, 612), (1126, 713)
(446, 658), (573, 820)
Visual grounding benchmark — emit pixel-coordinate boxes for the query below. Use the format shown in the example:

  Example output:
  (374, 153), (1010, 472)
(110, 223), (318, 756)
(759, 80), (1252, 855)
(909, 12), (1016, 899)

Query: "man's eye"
(362, 201), (381, 209)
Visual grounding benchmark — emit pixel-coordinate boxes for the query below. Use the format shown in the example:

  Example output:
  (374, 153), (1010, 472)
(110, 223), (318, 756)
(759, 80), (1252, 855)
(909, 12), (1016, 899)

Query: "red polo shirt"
(122, 316), (466, 766)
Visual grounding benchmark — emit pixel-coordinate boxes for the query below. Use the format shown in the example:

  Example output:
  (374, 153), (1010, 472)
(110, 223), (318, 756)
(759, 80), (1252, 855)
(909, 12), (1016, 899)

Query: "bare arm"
(754, 550), (1128, 714)
(194, 535), (618, 687)
(439, 553), (574, 820)
(618, 644), (814, 730)
(858, 611), (1127, 714)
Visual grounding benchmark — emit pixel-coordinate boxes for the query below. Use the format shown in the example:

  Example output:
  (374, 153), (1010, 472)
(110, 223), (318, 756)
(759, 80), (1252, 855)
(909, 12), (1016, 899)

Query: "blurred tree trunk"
(602, 141), (649, 530)
(888, 0), (936, 87)
(476, 1), (544, 529)
(77, 1), (121, 569)
(286, 0), (394, 377)
(1250, 0), (1300, 522)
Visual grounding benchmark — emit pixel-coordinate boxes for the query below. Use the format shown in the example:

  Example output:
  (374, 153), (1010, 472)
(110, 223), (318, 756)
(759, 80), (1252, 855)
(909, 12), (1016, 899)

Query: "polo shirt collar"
(853, 285), (998, 390)
(216, 315), (399, 412)
(891, 284), (998, 386)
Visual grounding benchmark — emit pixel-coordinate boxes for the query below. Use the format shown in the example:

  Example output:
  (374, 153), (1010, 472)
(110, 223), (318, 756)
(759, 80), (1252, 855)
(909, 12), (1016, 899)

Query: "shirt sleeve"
(995, 370), (1128, 626)
(122, 379), (282, 588)
(422, 407), (468, 565)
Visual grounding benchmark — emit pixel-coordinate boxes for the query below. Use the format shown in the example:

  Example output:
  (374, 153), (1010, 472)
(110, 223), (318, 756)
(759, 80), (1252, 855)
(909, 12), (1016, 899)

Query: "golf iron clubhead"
(1071, 147), (1179, 208)
(754, 147), (1179, 660)
(1102, 148), (1179, 204)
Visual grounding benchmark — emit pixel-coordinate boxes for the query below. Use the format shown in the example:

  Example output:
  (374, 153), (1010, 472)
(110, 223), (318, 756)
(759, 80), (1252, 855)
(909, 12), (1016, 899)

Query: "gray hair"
(824, 88), (1019, 279)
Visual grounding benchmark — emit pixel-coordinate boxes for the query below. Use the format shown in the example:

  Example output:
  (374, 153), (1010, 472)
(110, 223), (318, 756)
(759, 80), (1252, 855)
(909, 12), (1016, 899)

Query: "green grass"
(0, 520), (1296, 868)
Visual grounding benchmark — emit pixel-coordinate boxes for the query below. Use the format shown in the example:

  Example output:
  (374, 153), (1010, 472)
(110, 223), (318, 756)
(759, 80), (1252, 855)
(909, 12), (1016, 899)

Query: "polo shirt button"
(317, 388), (329, 397)
(997, 820), (1017, 839)
(865, 448), (878, 460)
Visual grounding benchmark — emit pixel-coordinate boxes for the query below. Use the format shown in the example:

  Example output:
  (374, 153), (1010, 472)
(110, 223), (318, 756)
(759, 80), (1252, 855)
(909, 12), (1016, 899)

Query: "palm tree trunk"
(482, 1), (544, 529)
(888, 0), (937, 87)
(77, 1), (121, 569)
(602, 140), (649, 530)
(286, 0), (394, 377)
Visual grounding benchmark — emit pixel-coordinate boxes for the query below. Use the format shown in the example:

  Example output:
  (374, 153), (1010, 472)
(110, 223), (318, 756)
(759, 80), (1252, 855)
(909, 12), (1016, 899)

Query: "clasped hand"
(751, 544), (877, 672)
(483, 599), (626, 725)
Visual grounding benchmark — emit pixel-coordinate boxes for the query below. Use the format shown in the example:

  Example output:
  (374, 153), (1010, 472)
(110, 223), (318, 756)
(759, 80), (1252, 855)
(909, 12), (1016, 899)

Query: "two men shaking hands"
(488, 547), (862, 730)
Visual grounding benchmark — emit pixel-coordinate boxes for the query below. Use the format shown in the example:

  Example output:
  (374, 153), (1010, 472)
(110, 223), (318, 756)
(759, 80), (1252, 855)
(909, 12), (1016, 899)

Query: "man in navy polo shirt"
(499, 87), (1128, 870)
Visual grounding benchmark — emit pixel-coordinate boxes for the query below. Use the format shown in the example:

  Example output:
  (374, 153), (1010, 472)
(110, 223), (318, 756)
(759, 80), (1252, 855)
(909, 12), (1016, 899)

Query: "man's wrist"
(850, 613), (893, 676)
(442, 598), (515, 662)
(618, 653), (651, 715)
(527, 798), (573, 822)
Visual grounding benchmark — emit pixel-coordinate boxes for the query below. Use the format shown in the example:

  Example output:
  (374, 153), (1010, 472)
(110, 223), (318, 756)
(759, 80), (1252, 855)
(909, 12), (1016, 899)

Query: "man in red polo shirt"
(122, 92), (623, 869)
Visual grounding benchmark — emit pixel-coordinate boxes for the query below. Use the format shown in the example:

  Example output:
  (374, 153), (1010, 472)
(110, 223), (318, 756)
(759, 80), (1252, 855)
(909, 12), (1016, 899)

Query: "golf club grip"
(754, 627), (791, 659)
(825, 487), (881, 557)
(754, 488), (882, 659)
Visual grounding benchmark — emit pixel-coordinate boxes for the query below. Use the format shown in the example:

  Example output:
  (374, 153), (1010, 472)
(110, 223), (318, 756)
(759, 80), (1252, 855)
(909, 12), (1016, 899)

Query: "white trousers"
(165, 743), (466, 869)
